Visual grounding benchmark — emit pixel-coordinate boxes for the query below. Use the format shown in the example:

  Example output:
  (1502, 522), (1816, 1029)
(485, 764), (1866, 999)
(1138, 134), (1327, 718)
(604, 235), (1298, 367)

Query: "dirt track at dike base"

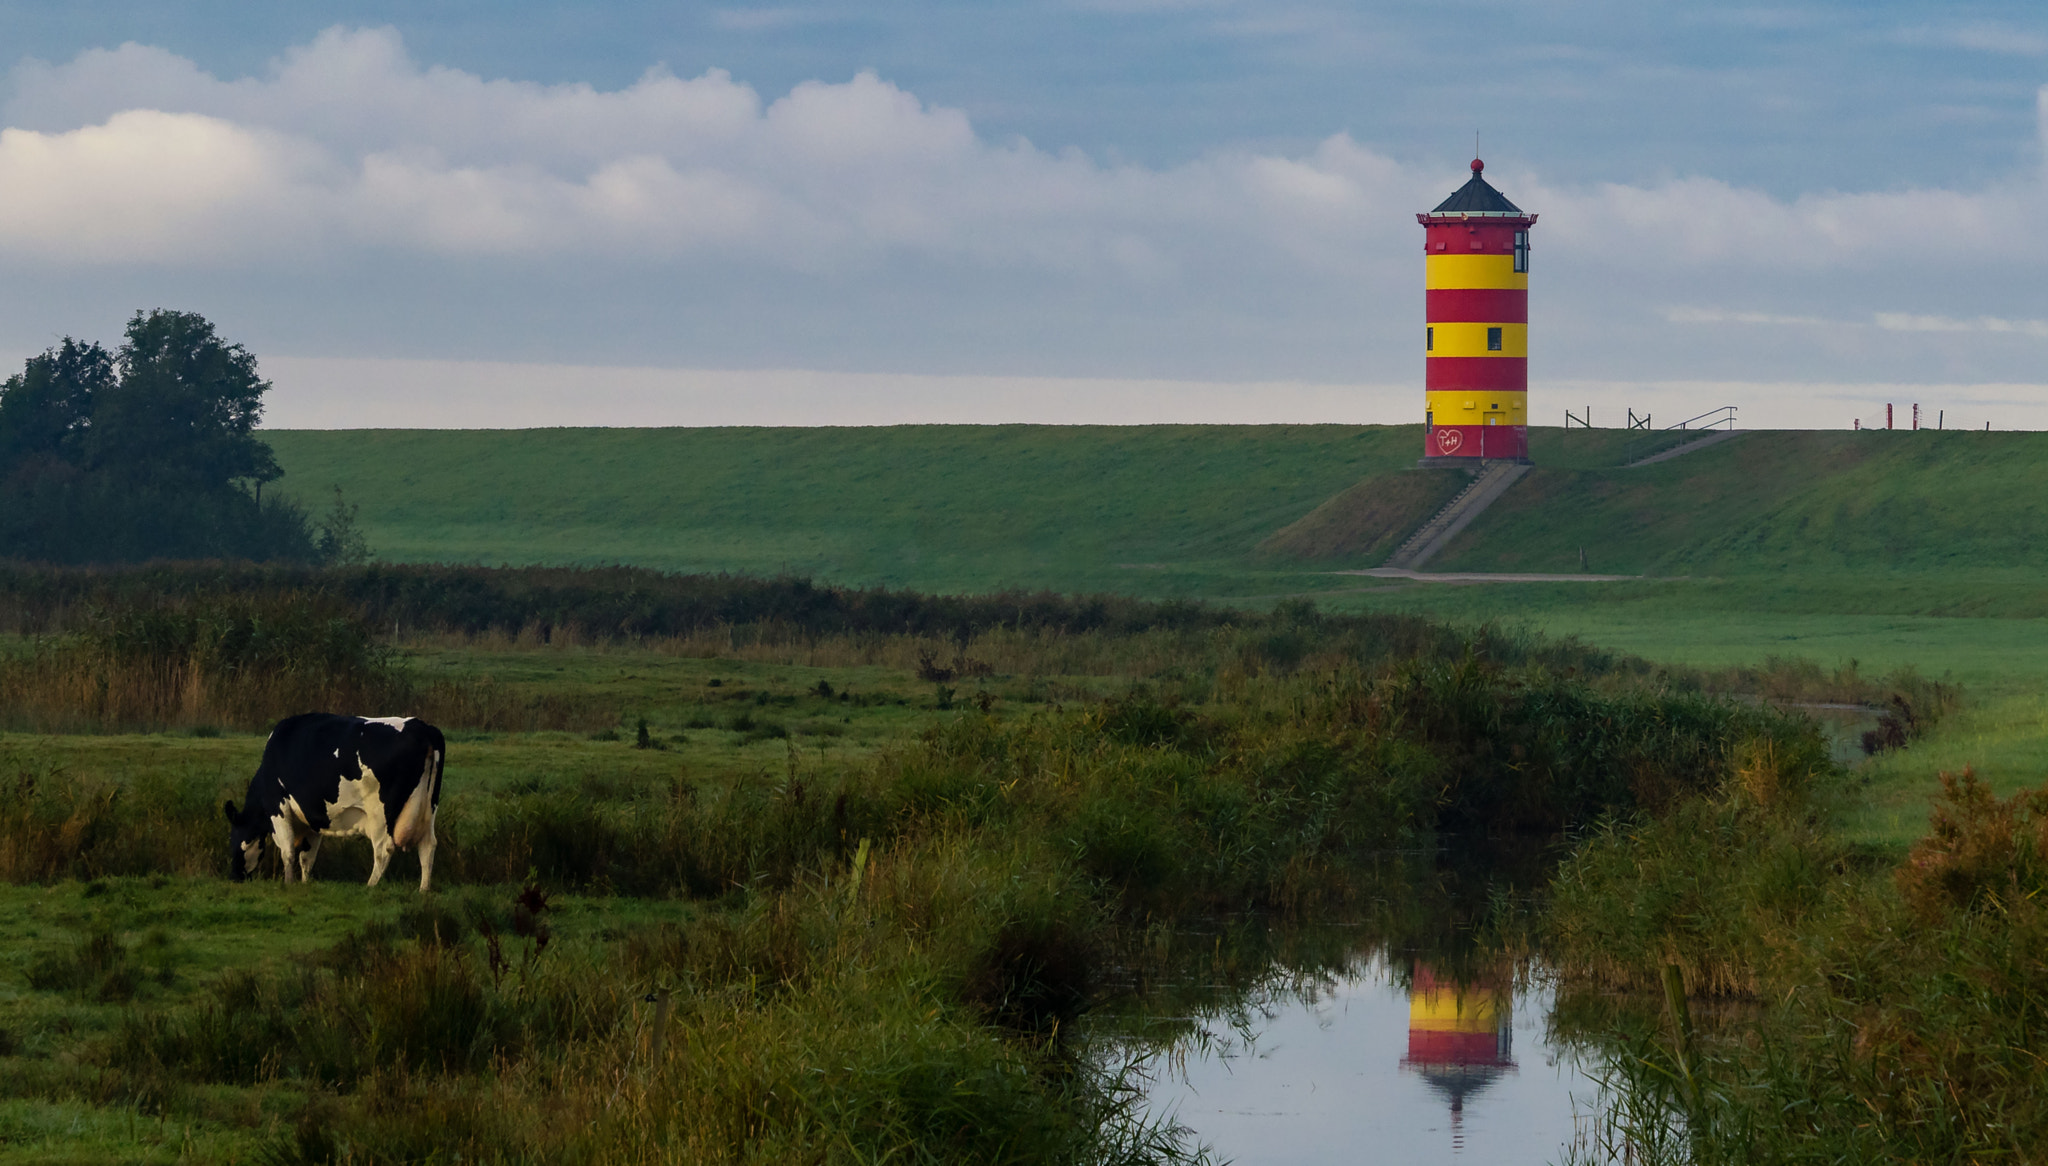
(1342, 567), (1648, 583)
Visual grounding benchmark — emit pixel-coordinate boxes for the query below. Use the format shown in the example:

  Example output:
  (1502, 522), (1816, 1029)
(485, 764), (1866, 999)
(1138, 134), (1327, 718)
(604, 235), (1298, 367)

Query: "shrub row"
(0, 562), (1642, 674)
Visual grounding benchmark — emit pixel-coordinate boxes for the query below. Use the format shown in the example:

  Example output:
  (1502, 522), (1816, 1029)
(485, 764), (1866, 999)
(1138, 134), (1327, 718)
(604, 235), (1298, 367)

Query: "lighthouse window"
(1513, 230), (1529, 273)
(1426, 327), (1434, 351)
(1486, 327), (1503, 351)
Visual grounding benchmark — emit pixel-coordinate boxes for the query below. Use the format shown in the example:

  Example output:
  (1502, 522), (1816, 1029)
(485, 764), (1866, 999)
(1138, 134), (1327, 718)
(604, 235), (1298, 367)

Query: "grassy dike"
(262, 425), (1428, 596)
(0, 583), (1814, 1164)
(264, 423), (2048, 589)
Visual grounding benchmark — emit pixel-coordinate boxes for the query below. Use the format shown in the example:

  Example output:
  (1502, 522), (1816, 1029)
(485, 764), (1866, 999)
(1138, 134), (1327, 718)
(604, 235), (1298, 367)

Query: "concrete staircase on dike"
(1383, 461), (1532, 570)
(1626, 428), (1745, 467)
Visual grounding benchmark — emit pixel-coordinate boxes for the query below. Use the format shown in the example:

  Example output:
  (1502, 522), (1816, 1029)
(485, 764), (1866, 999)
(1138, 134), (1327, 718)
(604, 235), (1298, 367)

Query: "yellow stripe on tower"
(1430, 322), (1527, 358)
(1425, 254), (1527, 290)
(1426, 391), (1526, 419)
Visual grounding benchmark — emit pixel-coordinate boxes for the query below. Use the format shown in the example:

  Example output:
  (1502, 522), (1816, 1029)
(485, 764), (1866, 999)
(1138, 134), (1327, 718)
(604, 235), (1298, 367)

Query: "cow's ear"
(223, 800), (239, 824)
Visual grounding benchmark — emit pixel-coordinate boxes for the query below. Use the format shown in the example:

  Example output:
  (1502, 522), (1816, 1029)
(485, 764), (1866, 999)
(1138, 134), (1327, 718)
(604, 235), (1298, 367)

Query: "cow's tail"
(391, 749), (440, 850)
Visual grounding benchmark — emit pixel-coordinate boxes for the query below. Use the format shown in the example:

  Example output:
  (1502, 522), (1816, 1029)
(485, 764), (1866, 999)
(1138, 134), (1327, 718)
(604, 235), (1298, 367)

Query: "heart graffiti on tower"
(1435, 428), (1463, 454)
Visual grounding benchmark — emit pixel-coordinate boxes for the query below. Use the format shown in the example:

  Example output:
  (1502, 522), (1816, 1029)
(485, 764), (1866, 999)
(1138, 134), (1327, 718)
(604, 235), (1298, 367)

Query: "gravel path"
(1339, 568), (1646, 583)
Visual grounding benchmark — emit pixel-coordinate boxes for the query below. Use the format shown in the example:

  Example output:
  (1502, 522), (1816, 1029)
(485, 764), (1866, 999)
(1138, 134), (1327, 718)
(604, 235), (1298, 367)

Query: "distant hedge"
(0, 561), (1644, 677)
(0, 563), (1214, 639)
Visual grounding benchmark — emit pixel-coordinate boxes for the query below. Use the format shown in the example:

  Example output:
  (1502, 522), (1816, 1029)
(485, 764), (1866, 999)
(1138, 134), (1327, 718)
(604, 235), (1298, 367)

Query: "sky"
(1, 2), (2047, 429)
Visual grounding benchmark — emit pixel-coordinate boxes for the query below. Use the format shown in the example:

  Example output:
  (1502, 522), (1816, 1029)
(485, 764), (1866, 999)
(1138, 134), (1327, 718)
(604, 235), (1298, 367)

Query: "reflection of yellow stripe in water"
(1426, 254), (1526, 290)
(1429, 322), (1527, 358)
(1409, 989), (1500, 1032)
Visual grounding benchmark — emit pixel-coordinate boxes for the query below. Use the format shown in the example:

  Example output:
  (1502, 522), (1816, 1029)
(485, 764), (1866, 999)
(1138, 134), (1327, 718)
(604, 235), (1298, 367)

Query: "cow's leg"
(298, 836), (323, 883)
(415, 813), (437, 894)
(270, 815), (300, 883)
(367, 835), (395, 887)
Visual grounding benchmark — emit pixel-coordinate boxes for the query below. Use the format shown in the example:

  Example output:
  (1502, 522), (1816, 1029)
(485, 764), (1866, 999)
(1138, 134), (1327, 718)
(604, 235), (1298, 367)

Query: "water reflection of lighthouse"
(1400, 963), (1517, 1148)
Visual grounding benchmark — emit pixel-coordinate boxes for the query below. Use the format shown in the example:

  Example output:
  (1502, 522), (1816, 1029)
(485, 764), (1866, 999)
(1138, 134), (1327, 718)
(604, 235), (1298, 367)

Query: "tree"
(0, 338), (114, 480)
(0, 310), (313, 565)
(317, 486), (373, 566)
(90, 310), (281, 491)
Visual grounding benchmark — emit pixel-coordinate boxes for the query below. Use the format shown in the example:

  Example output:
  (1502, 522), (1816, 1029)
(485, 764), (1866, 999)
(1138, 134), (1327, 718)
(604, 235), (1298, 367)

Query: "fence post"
(648, 987), (674, 1072)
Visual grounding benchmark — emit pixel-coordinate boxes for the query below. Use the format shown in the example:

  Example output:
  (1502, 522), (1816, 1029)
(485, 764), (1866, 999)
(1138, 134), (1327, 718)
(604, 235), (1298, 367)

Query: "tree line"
(0, 310), (357, 565)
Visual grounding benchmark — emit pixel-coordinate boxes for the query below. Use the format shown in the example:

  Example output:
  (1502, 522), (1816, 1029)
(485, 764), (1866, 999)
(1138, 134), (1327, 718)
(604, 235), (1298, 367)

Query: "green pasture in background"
(265, 424), (1421, 595)
(267, 424), (2048, 595)
(1437, 427), (2048, 578)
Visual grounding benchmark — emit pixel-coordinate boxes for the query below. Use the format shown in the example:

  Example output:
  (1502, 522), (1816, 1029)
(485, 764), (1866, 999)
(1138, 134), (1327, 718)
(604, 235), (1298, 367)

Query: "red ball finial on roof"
(1471, 158), (1484, 173)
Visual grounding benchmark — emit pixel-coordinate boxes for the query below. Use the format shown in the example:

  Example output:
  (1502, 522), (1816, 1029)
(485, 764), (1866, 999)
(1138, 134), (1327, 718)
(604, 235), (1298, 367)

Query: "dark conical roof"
(1432, 161), (1523, 215)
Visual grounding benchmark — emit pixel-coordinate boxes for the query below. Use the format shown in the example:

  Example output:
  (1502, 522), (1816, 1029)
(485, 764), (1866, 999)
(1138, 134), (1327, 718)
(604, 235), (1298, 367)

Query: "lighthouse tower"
(1419, 160), (1536, 463)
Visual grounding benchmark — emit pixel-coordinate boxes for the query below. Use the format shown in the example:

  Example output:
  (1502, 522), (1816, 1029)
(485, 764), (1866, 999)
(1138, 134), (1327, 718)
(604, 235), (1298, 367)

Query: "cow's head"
(223, 800), (263, 882)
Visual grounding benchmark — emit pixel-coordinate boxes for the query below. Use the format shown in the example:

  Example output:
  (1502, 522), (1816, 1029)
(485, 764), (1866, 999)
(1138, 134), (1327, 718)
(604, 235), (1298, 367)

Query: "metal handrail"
(1625, 406), (1738, 464)
(1664, 405), (1738, 432)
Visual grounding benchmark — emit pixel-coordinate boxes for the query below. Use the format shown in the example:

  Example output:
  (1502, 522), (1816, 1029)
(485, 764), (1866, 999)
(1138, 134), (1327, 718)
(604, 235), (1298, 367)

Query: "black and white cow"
(224, 713), (446, 892)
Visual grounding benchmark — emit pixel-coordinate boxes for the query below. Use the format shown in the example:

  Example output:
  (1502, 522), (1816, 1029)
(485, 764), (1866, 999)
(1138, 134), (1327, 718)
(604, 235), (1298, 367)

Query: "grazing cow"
(224, 713), (446, 892)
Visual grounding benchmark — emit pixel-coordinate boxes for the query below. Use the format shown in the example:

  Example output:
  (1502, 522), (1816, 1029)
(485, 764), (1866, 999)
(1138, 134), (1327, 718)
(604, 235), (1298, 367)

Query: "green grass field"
(266, 421), (2048, 854)
(266, 424), (1428, 596)
(0, 645), (1123, 1163)
(270, 424), (2048, 593)
(1436, 428), (2048, 578)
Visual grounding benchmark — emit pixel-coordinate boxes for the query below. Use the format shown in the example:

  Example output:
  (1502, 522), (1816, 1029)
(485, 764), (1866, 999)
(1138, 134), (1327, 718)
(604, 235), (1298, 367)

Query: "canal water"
(1130, 951), (1612, 1164)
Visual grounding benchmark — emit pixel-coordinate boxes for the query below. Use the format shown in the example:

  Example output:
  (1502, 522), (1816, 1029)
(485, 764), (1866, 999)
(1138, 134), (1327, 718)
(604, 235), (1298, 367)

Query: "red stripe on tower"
(1426, 289), (1528, 324)
(1426, 358), (1529, 392)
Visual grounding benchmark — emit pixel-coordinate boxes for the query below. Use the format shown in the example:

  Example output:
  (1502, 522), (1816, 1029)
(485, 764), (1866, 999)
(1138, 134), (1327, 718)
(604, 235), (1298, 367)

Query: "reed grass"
(1548, 760), (2048, 1160)
(81, 837), (1202, 1163)
(0, 592), (409, 732)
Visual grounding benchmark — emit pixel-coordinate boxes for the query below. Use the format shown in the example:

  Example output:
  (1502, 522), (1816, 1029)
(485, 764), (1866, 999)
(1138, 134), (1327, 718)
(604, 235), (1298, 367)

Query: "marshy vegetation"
(0, 564), (2022, 1162)
(1545, 748), (2048, 1160)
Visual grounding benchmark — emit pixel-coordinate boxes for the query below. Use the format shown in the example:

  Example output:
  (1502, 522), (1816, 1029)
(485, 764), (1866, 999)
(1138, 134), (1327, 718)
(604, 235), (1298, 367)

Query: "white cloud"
(1664, 307), (1842, 328)
(1875, 313), (2048, 337)
(2, 26), (2042, 277)
(0, 110), (328, 261)
(1896, 23), (2048, 58)
(3, 28), (2048, 401)
(254, 355), (2048, 434)
(259, 355), (1406, 428)
(0, 30), (1440, 270)
(1527, 171), (2033, 268)
(1666, 308), (2048, 341)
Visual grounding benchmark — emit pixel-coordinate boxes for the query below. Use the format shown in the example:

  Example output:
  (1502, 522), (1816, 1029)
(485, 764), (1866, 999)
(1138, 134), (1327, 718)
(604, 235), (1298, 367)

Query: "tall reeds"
(0, 592), (409, 732)
(0, 761), (228, 882)
(1548, 757), (2048, 1160)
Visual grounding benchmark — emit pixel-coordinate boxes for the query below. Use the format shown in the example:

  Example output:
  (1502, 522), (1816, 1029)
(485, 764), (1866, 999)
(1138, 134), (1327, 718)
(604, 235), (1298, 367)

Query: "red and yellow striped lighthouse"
(1419, 159), (1536, 462)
